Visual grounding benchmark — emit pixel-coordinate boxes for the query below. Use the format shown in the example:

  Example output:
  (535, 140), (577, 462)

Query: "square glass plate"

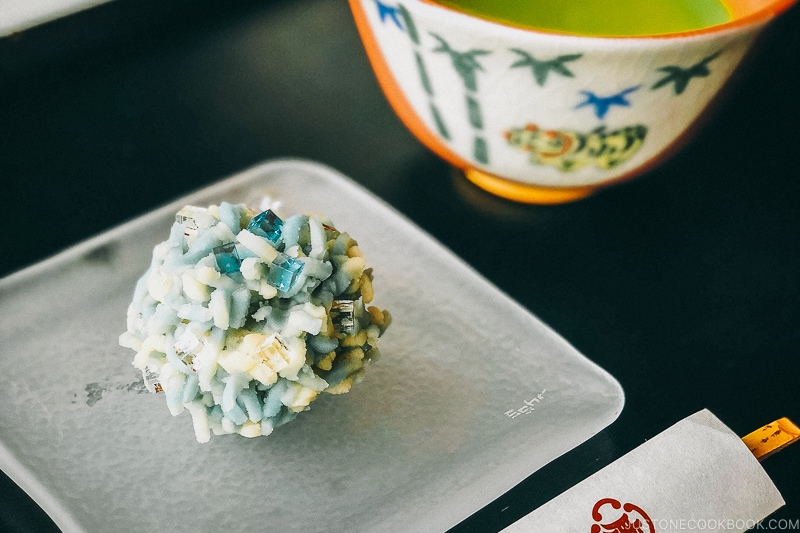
(0, 159), (623, 532)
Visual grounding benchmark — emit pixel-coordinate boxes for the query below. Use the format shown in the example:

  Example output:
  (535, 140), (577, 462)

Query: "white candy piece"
(147, 269), (173, 302)
(181, 272), (211, 302)
(195, 264), (220, 285)
(236, 229), (279, 262)
(209, 289), (231, 330)
(185, 402), (211, 443)
(239, 257), (265, 281)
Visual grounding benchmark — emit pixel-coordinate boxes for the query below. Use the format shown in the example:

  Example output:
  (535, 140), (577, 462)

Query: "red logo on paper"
(591, 498), (655, 533)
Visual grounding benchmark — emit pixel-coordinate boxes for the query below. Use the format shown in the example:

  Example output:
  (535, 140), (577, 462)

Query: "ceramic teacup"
(349, 0), (797, 203)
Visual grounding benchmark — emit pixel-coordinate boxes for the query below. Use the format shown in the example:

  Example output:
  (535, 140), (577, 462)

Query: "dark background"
(1, 0), (799, 531)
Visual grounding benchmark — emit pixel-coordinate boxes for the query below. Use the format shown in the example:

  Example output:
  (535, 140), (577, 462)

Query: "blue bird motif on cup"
(576, 85), (641, 119)
(375, 0), (404, 30)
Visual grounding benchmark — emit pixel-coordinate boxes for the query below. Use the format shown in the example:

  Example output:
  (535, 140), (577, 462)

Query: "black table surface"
(1, 0), (799, 531)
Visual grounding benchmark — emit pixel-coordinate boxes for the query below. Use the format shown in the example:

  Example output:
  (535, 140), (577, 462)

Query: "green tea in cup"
(432, 0), (732, 36)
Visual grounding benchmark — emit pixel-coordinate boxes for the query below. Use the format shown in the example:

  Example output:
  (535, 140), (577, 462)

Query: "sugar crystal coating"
(330, 299), (356, 335)
(212, 242), (241, 274)
(267, 253), (304, 292)
(176, 205), (211, 244)
(142, 367), (163, 394)
(120, 202), (392, 442)
(247, 209), (284, 244)
(175, 205), (207, 228)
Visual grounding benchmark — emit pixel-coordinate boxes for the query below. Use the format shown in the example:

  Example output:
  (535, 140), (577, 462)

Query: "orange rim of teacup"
(349, 0), (797, 202)
(417, 0), (797, 38)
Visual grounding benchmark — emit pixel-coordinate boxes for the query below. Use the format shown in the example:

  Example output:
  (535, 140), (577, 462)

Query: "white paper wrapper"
(503, 409), (784, 533)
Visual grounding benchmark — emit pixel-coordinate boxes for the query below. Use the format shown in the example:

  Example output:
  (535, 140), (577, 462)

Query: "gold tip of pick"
(742, 417), (800, 461)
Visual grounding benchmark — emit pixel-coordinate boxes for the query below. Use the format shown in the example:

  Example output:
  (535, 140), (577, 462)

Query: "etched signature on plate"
(505, 389), (547, 419)
(72, 376), (148, 407)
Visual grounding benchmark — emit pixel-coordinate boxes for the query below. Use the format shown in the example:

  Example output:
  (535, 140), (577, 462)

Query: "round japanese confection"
(119, 202), (392, 442)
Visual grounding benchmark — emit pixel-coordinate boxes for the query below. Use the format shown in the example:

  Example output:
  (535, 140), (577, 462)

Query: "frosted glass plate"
(0, 159), (623, 533)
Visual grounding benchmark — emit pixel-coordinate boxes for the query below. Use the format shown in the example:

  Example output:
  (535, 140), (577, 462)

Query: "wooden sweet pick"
(742, 418), (800, 461)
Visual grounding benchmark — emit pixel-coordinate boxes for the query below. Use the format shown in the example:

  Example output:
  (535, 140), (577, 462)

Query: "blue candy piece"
(239, 386), (263, 422)
(262, 380), (288, 418)
(212, 242), (241, 273)
(271, 409), (298, 428)
(247, 209), (284, 244)
(218, 202), (244, 234)
(223, 402), (248, 425)
(307, 334), (339, 355)
(182, 374), (200, 404)
(267, 253), (304, 292)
